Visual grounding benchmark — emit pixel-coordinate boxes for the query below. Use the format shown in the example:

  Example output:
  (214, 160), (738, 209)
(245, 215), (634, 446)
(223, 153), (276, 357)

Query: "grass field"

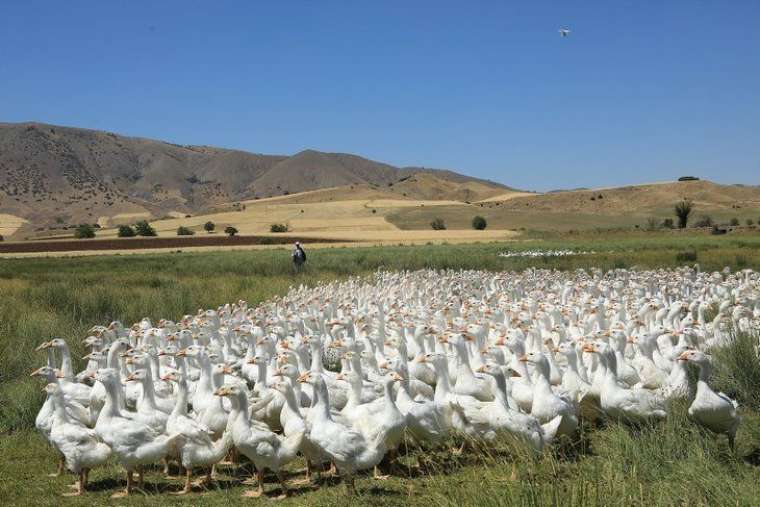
(1, 233), (760, 506)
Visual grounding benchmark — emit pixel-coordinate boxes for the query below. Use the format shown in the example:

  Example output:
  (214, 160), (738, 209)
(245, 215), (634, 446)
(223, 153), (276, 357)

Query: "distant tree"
(747, 219), (755, 226)
(472, 216), (487, 230)
(430, 218), (447, 230)
(661, 218), (674, 229)
(0, 234), (4, 242)
(270, 223), (289, 233)
(729, 217), (740, 226)
(134, 220), (157, 237)
(204, 221), (215, 233)
(646, 218), (658, 231)
(224, 226), (238, 237)
(674, 200), (693, 228)
(176, 226), (195, 236)
(74, 224), (96, 239)
(117, 225), (135, 237)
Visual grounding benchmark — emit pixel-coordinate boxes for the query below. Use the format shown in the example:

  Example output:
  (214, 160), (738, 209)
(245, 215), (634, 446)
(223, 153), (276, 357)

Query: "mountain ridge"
(0, 121), (510, 235)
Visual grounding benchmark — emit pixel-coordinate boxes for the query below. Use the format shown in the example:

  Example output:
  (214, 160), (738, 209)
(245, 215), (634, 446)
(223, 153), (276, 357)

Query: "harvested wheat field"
(0, 213), (27, 236)
(94, 194), (515, 242)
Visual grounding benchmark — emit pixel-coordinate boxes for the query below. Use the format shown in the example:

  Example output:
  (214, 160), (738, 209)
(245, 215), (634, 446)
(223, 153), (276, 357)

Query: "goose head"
(518, 351), (550, 378)
(125, 369), (148, 383)
(30, 366), (60, 380)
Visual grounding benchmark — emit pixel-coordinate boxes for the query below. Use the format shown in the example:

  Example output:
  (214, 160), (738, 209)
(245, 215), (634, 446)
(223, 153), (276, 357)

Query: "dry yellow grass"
(98, 197), (476, 238)
(0, 213), (27, 236)
(478, 190), (537, 202)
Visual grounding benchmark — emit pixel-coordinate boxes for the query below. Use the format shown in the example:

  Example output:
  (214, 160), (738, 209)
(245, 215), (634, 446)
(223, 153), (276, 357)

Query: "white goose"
(217, 384), (303, 499)
(679, 350), (740, 448)
(91, 369), (183, 498)
(520, 352), (578, 437)
(44, 383), (111, 496)
(161, 372), (233, 494)
(297, 372), (385, 494)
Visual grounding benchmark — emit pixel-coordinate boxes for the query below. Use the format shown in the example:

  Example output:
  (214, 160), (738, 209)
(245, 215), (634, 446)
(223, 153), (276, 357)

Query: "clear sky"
(1, 1), (759, 191)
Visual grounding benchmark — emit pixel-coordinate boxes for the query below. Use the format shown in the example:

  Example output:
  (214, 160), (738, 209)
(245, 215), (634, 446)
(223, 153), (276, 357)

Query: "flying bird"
(559, 28), (571, 37)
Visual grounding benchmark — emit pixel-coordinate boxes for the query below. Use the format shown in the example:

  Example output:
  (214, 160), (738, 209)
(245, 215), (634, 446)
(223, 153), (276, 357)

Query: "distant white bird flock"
(499, 249), (595, 258)
(32, 266), (758, 497)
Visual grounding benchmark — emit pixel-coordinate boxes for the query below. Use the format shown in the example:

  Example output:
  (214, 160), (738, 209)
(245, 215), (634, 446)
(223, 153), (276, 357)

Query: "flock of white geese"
(32, 267), (758, 498)
(498, 249), (596, 258)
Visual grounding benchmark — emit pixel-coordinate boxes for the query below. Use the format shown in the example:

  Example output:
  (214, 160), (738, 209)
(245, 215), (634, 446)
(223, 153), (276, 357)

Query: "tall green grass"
(711, 330), (760, 411)
(1, 238), (759, 505)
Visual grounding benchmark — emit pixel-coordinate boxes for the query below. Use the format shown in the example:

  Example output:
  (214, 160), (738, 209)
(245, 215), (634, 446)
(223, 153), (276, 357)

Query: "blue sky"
(1, 1), (759, 191)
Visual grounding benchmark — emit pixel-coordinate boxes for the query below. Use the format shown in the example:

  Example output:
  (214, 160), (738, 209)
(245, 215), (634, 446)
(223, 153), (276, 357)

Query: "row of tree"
(72, 221), (240, 239)
(431, 216), (488, 230)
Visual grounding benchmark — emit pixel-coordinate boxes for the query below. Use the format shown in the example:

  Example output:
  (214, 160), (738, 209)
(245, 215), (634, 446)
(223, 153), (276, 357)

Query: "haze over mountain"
(0, 122), (508, 234)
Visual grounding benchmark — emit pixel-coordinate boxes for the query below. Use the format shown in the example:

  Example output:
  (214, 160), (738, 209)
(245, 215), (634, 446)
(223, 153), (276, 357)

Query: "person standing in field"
(292, 241), (306, 272)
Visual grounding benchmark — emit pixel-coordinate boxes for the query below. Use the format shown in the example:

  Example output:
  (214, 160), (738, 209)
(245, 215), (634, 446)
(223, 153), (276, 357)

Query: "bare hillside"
(0, 122), (507, 237)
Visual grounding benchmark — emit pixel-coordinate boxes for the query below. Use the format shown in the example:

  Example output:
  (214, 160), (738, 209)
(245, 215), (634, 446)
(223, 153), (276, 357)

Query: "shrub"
(430, 218), (447, 230)
(471, 216), (487, 230)
(674, 200), (693, 228)
(746, 219), (754, 226)
(729, 217), (740, 226)
(203, 221), (215, 233)
(675, 249), (698, 263)
(712, 331), (760, 410)
(661, 218), (674, 229)
(134, 220), (157, 237)
(694, 215), (713, 228)
(117, 225), (135, 237)
(74, 224), (95, 239)
(646, 218), (658, 230)
(0, 234), (4, 241)
(678, 176), (700, 181)
(224, 226), (238, 237)
(270, 223), (289, 233)
(176, 226), (194, 236)
(711, 225), (727, 235)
